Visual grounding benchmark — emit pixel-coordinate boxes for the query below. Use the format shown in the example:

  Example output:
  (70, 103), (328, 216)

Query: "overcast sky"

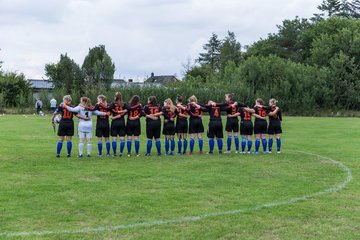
(0, 0), (322, 80)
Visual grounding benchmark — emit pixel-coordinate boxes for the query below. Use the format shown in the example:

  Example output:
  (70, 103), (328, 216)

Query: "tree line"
(184, 0), (360, 113)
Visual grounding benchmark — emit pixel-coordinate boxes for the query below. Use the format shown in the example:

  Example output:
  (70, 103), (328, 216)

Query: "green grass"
(0, 115), (359, 239)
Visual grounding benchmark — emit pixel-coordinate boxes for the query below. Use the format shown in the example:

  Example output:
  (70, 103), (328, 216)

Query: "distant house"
(111, 79), (127, 88)
(145, 72), (181, 85)
(27, 79), (54, 98)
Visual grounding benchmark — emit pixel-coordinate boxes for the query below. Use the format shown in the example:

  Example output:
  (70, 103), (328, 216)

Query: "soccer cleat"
(56, 154), (60, 158)
(106, 154), (111, 157)
(224, 151), (231, 154)
(67, 154), (71, 158)
(207, 152), (213, 155)
(78, 154), (83, 158)
(247, 151), (251, 154)
(158, 153), (162, 156)
(98, 154), (102, 157)
(119, 153), (122, 157)
(127, 154), (131, 157)
(277, 151), (281, 154)
(240, 151), (245, 154)
(145, 153), (150, 157)
(254, 152), (259, 155)
(169, 151), (174, 156)
(268, 151), (272, 154)
(113, 154), (117, 157)
(87, 154), (91, 157)
(136, 154), (141, 157)
(219, 151), (223, 154)
(235, 151), (239, 154)
(177, 152), (182, 155)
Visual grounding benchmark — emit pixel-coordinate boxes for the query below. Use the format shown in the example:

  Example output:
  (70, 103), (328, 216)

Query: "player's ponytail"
(148, 96), (157, 106)
(188, 95), (198, 103)
(164, 98), (176, 113)
(114, 92), (123, 107)
(269, 98), (278, 106)
(97, 95), (107, 105)
(129, 95), (140, 106)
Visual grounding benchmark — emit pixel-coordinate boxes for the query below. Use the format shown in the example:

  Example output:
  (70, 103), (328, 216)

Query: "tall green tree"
(318, 0), (360, 18)
(82, 45), (116, 88)
(219, 31), (242, 74)
(45, 54), (84, 93)
(197, 33), (222, 75)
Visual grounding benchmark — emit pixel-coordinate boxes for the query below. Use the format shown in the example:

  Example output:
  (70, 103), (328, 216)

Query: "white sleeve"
(93, 110), (107, 116)
(66, 105), (81, 113)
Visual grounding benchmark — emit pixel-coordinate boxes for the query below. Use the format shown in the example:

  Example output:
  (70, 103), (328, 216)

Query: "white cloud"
(0, 0), (323, 79)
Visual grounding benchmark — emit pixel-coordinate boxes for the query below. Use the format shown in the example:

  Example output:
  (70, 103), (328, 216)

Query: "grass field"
(0, 115), (359, 239)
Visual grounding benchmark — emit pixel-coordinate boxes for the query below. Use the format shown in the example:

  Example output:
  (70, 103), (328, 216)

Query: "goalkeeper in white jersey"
(64, 97), (109, 157)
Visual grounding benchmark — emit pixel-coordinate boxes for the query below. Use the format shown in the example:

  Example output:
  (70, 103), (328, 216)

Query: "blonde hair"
(188, 95), (198, 103)
(63, 95), (72, 102)
(97, 94), (107, 104)
(80, 97), (91, 108)
(164, 98), (176, 113)
(269, 98), (278, 105)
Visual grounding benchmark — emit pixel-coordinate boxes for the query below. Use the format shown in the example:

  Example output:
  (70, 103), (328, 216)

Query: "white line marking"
(0, 150), (352, 238)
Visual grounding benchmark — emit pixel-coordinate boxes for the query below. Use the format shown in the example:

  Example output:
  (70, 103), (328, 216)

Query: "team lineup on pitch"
(51, 93), (283, 158)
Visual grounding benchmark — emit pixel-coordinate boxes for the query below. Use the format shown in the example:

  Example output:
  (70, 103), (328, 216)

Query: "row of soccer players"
(51, 93), (282, 157)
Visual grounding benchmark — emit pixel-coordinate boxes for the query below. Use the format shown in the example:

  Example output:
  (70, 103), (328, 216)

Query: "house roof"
(145, 75), (180, 84)
(28, 79), (54, 89)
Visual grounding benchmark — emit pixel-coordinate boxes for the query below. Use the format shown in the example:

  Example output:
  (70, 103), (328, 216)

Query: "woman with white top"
(64, 97), (109, 157)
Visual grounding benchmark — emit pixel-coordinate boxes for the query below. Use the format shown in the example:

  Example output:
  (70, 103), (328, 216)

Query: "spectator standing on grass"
(50, 97), (57, 113)
(35, 98), (43, 115)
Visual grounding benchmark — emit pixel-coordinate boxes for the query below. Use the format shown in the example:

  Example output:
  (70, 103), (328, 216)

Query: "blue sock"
(170, 139), (175, 152)
(255, 139), (260, 153)
(277, 138), (281, 152)
(269, 138), (273, 152)
(156, 139), (161, 155)
(67, 141), (72, 155)
(177, 139), (182, 154)
(199, 138), (203, 152)
(112, 140), (117, 155)
(248, 139), (252, 152)
(262, 138), (267, 152)
(106, 141), (110, 155)
(165, 138), (170, 153)
(227, 136), (232, 151)
(190, 138), (195, 153)
(217, 138), (223, 153)
(147, 139), (152, 154)
(120, 140), (125, 154)
(98, 141), (102, 155)
(183, 139), (188, 154)
(209, 138), (215, 153)
(56, 141), (63, 155)
(135, 140), (140, 154)
(234, 136), (239, 151)
(127, 140), (132, 154)
(241, 137), (246, 152)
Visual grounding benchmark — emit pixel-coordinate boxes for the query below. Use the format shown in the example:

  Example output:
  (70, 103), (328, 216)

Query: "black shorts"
(240, 121), (253, 136)
(111, 119), (126, 137)
(163, 121), (176, 136)
(254, 120), (268, 135)
(96, 120), (110, 138)
(58, 121), (74, 137)
(189, 118), (204, 134)
(126, 119), (141, 136)
(146, 120), (161, 139)
(268, 121), (282, 135)
(225, 117), (239, 132)
(176, 119), (188, 134)
(207, 120), (223, 139)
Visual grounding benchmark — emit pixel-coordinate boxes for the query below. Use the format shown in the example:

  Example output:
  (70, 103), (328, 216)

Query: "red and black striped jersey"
(143, 105), (162, 122)
(56, 104), (74, 122)
(162, 106), (178, 121)
(126, 104), (142, 120)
